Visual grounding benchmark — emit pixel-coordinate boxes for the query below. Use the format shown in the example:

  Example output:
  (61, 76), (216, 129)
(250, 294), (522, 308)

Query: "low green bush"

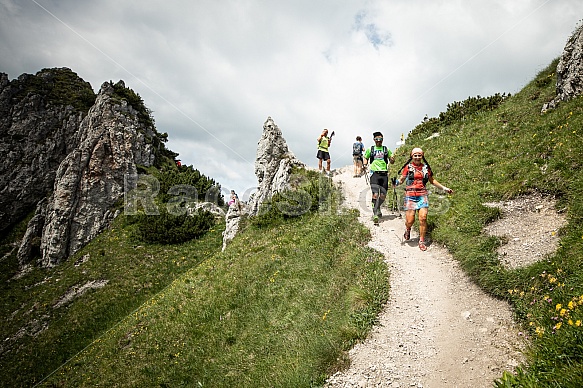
(133, 207), (216, 244)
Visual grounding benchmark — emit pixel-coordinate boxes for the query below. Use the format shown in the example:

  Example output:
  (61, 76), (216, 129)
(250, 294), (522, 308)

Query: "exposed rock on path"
(326, 166), (525, 388)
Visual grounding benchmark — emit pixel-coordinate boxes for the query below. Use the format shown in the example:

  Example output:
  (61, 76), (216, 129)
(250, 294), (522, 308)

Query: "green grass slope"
(395, 58), (583, 387)
(41, 211), (389, 387)
(2, 57), (583, 387)
(0, 172), (389, 387)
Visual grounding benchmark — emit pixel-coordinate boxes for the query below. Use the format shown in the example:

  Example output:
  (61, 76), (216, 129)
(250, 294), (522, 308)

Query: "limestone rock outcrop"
(247, 117), (306, 216)
(9, 71), (159, 267)
(542, 24), (583, 112)
(0, 68), (91, 234)
(222, 201), (244, 251)
(221, 117), (305, 250)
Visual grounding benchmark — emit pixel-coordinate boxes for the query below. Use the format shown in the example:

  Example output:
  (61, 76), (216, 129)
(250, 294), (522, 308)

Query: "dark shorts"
(317, 150), (330, 161)
(370, 171), (389, 195)
(353, 155), (363, 164)
(404, 195), (429, 210)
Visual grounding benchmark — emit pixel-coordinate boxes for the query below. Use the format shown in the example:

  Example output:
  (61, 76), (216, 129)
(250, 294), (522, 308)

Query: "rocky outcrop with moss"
(247, 117), (306, 216)
(0, 68), (94, 235)
(222, 117), (305, 250)
(0, 68), (171, 267)
(543, 24), (583, 112)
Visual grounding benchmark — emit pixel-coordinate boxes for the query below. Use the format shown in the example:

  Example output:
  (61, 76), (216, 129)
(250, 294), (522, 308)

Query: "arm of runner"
(429, 176), (453, 194)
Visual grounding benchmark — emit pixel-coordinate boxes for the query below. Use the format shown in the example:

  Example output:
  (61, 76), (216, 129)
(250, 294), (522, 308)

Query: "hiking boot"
(403, 229), (411, 241)
(419, 240), (427, 251)
(373, 215), (379, 225)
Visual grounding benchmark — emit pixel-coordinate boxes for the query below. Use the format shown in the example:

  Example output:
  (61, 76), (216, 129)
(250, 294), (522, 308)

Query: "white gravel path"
(325, 166), (526, 388)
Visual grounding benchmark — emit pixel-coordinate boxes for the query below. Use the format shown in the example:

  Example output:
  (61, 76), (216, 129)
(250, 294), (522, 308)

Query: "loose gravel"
(324, 166), (532, 388)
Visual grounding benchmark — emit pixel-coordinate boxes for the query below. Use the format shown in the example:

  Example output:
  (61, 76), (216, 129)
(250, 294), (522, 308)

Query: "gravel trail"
(325, 166), (525, 388)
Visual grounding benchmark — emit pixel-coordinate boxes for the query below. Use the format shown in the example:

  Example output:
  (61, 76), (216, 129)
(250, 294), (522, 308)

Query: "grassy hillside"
(2, 57), (582, 387)
(396, 58), (583, 387)
(0, 171), (389, 387)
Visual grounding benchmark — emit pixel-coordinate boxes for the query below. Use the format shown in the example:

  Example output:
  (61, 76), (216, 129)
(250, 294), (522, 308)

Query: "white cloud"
(1, 0), (581, 194)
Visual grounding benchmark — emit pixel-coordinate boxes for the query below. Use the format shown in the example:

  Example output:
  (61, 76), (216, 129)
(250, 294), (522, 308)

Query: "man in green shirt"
(363, 131), (395, 224)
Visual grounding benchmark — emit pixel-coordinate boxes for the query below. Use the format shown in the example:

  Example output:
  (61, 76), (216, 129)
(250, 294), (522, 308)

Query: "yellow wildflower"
(560, 308), (568, 317)
(556, 303), (562, 311)
(554, 322), (562, 330)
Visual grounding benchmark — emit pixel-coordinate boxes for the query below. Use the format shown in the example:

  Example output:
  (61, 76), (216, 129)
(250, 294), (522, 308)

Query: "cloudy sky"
(1, 0), (580, 198)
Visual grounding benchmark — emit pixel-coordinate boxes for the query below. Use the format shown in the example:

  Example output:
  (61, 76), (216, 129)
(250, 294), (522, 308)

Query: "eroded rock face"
(555, 24), (583, 102)
(222, 201), (244, 251)
(221, 117), (305, 250)
(0, 69), (90, 234)
(247, 117), (306, 216)
(542, 24), (583, 112)
(16, 80), (156, 267)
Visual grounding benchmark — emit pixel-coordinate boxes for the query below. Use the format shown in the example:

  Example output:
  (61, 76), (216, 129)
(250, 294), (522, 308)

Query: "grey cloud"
(0, 0), (581, 194)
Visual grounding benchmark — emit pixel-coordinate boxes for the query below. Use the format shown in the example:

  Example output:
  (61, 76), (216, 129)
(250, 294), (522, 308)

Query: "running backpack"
(368, 145), (389, 164)
(352, 142), (363, 155)
(406, 163), (430, 186)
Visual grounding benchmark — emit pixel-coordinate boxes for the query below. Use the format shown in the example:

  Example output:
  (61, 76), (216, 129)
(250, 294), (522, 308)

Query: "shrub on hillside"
(154, 165), (224, 207)
(410, 92), (510, 138)
(133, 207), (215, 244)
(249, 171), (337, 228)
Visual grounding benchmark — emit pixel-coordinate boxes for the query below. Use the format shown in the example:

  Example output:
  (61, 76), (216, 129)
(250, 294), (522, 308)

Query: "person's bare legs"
(418, 207), (428, 241)
(404, 209), (415, 240)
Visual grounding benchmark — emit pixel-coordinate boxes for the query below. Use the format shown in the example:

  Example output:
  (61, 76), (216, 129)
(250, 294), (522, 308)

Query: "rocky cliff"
(543, 24), (583, 112)
(1, 68), (163, 267)
(0, 68), (93, 235)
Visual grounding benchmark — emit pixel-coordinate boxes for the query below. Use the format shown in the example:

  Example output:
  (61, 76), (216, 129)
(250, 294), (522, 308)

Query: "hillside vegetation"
(396, 58), (583, 387)
(1, 57), (582, 387)
(0, 168), (389, 387)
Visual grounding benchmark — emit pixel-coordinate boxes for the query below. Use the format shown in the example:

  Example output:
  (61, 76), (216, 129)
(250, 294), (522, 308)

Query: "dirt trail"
(325, 166), (526, 388)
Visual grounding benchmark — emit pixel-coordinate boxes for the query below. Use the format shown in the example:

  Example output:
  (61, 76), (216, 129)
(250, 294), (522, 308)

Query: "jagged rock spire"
(247, 117), (305, 216)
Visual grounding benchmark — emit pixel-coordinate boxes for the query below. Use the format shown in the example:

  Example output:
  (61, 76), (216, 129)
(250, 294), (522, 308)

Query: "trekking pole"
(392, 177), (401, 218)
(364, 165), (370, 185)
(378, 185), (381, 215)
